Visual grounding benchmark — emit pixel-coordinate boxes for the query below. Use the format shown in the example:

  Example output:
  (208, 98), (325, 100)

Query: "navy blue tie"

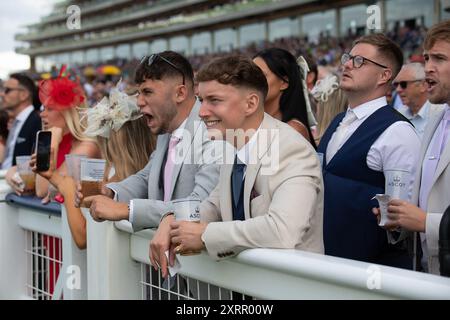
(231, 156), (246, 220)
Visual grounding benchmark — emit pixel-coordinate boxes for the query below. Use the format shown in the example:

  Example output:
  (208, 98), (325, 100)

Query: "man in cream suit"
(81, 52), (222, 274)
(382, 21), (450, 275)
(154, 56), (323, 273)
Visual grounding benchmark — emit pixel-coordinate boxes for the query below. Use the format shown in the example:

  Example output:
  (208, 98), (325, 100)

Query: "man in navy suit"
(0, 73), (41, 169)
(317, 34), (421, 268)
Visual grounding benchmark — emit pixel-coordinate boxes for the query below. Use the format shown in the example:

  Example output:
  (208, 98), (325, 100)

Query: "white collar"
(15, 105), (34, 123)
(171, 118), (187, 141)
(400, 100), (430, 120)
(416, 100), (430, 119)
(349, 96), (388, 120)
(236, 123), (262, 166)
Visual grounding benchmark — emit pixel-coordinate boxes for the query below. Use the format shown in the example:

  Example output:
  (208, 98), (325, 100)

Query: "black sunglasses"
(3, 87), (24, 94)
(140, 54), (185, 85)
(341, 53), (388, 69)
(392, 80), (424, 89)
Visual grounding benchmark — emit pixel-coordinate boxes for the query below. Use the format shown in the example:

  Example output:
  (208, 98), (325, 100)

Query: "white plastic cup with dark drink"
(80, 158), (106, 207)
(173, 199), (201, 255)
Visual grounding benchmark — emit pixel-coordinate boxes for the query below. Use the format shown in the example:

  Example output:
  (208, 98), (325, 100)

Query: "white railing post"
(61, 206), (87, 299)
(0, 180), (27, 299)
(85, 210), (140, 299)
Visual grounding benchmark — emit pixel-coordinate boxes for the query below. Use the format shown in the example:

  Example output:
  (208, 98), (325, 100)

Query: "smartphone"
(35, 130), (52, 172)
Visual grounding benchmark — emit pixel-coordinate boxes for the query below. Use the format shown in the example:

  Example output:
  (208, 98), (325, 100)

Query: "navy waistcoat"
(317, 106), (411, 267)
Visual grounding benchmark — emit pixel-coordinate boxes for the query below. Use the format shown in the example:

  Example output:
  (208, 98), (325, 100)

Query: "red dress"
(44, 133), (73, 296)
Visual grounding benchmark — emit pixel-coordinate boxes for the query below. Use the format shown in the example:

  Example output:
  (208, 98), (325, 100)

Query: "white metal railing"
(2, 177), (450, 300)
(0, 179), (87, 300)
(117, 221), (450, 300)
(139, 264), (242, 300)
(25, 231), (62, 300)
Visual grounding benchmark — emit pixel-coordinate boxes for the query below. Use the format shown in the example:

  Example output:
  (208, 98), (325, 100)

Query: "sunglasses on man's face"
(140, 54), (185, 85)
(3, 87), (24, 94)
(392, 79), (424, 89)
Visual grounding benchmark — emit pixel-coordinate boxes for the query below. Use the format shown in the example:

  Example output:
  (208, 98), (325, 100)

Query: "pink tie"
(164, 135), (180, 201)
(419, 108), (450, 209)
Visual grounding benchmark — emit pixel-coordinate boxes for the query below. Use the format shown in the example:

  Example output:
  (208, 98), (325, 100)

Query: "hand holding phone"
(35, 130), (52, 172)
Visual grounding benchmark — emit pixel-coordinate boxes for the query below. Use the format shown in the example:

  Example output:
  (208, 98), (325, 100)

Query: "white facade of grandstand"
(14, 0), (450, 72)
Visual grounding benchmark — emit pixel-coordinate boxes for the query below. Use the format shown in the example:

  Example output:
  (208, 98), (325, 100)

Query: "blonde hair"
(61, 103), (95, 143)
(315, 88), (348, 144)
(97, 117), (155, 181)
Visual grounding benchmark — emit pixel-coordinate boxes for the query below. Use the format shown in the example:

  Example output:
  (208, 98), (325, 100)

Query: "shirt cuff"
(107, 187), (133, 223)
(129, 200), (134, 224)
(160, 211), (173, 223)
(108, 186), (118, 201)
(201, 229), (207, 250)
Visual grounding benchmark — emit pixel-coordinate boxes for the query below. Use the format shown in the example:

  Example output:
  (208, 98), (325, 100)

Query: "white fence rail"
(1, 178), (450, 300)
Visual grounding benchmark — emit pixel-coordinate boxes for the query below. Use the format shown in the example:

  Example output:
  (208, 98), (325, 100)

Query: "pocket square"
(16, 137), (26, 144)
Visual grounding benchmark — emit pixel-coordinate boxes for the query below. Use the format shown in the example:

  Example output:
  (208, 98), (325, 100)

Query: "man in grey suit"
(80, 51), (222, 276)
(156, 56), (323, 276)
(377, 21), (450, 275)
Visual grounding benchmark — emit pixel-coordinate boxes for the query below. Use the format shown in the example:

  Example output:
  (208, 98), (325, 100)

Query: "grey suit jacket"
(411, 105), (450, 275)
(201, 113), (324, 260)
(107, 100), (223, 231)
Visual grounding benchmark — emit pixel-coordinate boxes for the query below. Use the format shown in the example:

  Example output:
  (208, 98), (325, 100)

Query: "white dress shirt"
(1, 105), (34, 169)
(398, 100), (430, 139)
(326, 96), (421, 198)
(235, 124), (261, 178)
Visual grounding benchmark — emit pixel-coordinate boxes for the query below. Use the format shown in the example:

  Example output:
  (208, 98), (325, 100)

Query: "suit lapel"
(168, 101), (201, 200)
(150, 134), (169, 199)
(432, 141), (450, 186)
(411, 110), (443, 203)
(244, 163), (261, 219)
(221, 164), (234, 221)
(243, 114), (276, 219)
(429, 110), (450, 188)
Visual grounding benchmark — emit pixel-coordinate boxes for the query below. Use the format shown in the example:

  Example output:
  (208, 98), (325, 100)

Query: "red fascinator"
(39, 65), (85, 111)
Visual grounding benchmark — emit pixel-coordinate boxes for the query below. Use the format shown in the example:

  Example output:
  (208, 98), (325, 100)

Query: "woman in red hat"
(18, 66), (100, 297)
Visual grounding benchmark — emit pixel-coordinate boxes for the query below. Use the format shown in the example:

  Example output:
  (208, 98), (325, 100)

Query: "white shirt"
(398, 100), (431, 139)
(1, 105), (34, 169)
(235, 124), (262, 178)
(128, 119), (188, 224)
(391, 92), (403, 110)
(326, 96), (421, 199)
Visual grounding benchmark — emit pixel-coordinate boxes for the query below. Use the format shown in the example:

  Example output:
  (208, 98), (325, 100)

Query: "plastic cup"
(16, 155), (35, 196)
(372, 194), (391, 227)
(173, 199), (201, 255)
(65, 154), (87, 182)
(385, 169), (411, 200)
(80, 158), (106, 205)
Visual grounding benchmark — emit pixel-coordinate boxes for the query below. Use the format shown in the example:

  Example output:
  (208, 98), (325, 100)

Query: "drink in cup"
(16, 155), (35, 196)
(80, 158), (106, 205)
